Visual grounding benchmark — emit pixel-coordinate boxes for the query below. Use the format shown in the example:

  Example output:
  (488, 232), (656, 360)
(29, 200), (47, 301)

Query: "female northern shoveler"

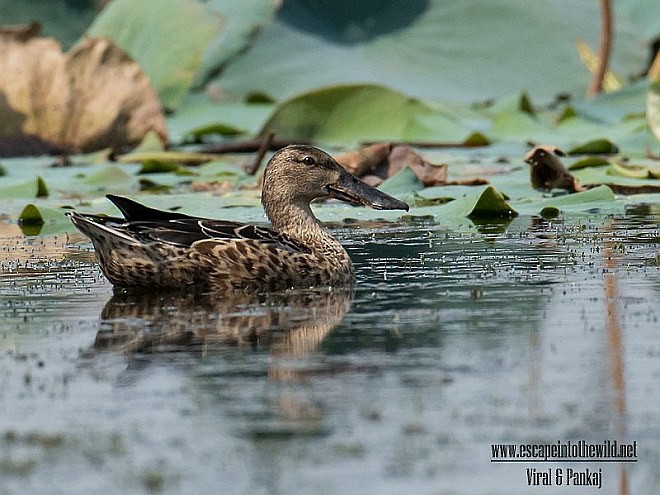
(68, 145), (408, 292)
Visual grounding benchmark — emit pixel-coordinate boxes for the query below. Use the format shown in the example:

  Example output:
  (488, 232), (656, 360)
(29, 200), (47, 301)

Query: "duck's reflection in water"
(94, 288), (353, 379)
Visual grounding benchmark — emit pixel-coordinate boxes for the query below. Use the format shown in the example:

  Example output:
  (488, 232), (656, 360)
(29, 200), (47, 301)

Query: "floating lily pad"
(183, 123), (247, 143)
(608, 162), (654, 179)
(567, 139), (619, 155)
(568, 156), (611, 170)
(18, 203), (70, 235)
(463, 132), (491, 147)
(445, 185), (517, 219)
(556, 106), (577, 123)
(166, 94), (275, 144)
(573, 161), (660, 186)
(405, 185), (517, 222)
(571, 80), (652, 125)
(262, 84), (474, 145)
(79, 165), (138, 193)
(378, 166), (424, 199)
(138, 160), (198, 176)
(0, 176), (48, 199)
(510, 185), (619, 216)
(118, 151), (219, 165)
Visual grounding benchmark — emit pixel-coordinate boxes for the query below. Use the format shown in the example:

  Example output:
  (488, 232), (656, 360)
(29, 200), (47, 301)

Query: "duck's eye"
(302, 156), (315, 166)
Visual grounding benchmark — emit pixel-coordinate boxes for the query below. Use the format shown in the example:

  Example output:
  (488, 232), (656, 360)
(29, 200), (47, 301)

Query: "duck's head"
(262, 145), (409, 220)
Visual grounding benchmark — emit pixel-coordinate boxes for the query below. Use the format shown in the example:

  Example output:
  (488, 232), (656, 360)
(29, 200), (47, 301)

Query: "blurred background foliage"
(0, 0), (658, 230)
(1, 0), (658, 145)
(3, 0), (656, 100)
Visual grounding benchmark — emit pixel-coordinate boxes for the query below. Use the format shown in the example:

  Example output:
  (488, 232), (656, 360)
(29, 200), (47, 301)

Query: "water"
(1, 217), (659, 494)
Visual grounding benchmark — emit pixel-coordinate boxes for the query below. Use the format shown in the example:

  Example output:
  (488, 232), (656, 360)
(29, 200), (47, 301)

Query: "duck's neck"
(265, 200), (343, 254)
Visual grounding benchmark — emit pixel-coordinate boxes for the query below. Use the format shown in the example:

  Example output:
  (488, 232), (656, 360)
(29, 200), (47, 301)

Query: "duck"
(68, 145), (409, 292)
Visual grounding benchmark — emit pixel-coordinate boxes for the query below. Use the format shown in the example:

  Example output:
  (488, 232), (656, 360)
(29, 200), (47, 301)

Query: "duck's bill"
(326, 173), (409, 211)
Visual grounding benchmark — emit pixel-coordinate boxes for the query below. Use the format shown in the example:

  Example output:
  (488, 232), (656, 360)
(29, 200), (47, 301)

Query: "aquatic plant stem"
(245, 132), (274, 175)
(587, 0), (613, 97)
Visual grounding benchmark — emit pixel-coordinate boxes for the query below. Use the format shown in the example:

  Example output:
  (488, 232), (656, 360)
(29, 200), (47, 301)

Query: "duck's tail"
(67, 211), (138, 245)
(106, 195), (193, 222)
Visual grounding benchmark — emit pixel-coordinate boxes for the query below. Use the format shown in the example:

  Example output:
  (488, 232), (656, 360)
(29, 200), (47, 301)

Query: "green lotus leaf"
(210, 0), (647, 103)
(18, 203), (71, 235)
(0, 176), (49, 199)
(183, 123), (247, 143)
(118, 151), (219, 165)
(410, 185), (517, 220)
(568, 156), (611, 170)
(79, 165), (137, 193)
(378, 166), (424, 200)
(567, 139), (619, 155)
(138, 160), (198, 176)
(261, 84), (474, 145)
(87, 0), (225, 110)
(166, 94), (275, 144)
(608, 162), (653, 179)
(197, 0), (278, 86)
(510, 185), (619, 216)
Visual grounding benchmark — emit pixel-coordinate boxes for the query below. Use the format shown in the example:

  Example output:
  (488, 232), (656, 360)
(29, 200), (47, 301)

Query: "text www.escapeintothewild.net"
(490, 440), (637, 462)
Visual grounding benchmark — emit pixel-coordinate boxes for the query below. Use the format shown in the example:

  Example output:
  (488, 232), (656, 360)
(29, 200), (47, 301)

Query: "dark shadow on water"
(277, 0), (429, 45)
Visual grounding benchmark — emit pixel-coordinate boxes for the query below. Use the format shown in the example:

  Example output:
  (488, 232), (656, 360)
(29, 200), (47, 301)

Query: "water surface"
(1, 216), (659, 494)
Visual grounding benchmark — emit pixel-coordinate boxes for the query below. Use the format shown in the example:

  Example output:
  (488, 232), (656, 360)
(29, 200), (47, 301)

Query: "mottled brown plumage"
(68, 145), (408, 292)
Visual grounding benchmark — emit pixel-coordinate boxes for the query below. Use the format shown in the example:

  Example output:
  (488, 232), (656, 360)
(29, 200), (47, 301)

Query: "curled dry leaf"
(594, 183), (660, 195)
(0, 34), (167, 156)
(189, 181), (234, 195)
(336, 142), (448, 187)
(387, 145), (448, 186)
(524, 145), (585, 192)
(335, 142), (392, 176)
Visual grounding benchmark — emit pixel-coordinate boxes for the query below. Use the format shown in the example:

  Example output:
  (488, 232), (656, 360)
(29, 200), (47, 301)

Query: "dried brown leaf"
(361, 175), (384, 187)
(335, 142), (391, 176)
(444, 178), (490, 186)
(387, 145), (448, 186)
(337, 142), (449, 187)
(190, 181), (233, 195)
(0, 35), (167, 155)
(590, 183), (660, 195)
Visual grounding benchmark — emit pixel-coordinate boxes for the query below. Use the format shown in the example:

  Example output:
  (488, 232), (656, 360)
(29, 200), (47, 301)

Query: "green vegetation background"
(0, 0), (658, 233)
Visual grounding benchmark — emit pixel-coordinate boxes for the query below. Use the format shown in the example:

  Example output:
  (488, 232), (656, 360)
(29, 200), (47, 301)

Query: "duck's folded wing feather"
(129, 219), (310, 254)
(199, 221), (311, 253)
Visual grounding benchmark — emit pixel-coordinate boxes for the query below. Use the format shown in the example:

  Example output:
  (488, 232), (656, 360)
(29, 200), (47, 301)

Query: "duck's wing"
(197, 221), (311, 254)
(69, 196), (310, 255)
(133, 218), (310, 254)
